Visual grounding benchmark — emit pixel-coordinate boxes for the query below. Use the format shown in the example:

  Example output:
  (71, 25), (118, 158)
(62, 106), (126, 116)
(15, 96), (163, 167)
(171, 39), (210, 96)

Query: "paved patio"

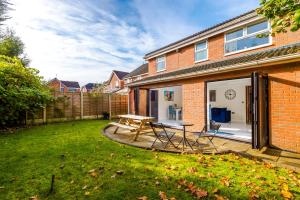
(103, 125), (300, 172)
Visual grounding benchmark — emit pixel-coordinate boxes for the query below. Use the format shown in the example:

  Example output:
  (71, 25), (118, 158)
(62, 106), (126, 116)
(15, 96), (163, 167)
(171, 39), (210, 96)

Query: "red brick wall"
(109, 73), (121, 90)
(130, 62), (300, 152)
(48, 79), (61, 92)
(268, 63), (300, 152)
(147, 29), (300, 77)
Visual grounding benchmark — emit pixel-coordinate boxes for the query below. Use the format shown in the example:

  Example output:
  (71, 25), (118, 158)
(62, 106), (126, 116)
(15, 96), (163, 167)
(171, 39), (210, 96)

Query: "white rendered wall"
(157, 86), (182, 121)
(207, 78), (251, 123)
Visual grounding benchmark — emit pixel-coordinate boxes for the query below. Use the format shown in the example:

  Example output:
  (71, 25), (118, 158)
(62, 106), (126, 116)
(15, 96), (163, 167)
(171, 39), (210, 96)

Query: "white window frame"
(224, 20), (272, 56)
(194, 40), (208, 63)
(156, 55), (166, 72)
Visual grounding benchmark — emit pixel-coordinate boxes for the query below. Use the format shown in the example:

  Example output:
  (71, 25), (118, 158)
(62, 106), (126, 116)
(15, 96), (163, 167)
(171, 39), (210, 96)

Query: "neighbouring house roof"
(124, 63), (148, 79)
(61, 80), (80, 88)
(128, 42), (300, 87)
(84, 83), (97, 90)
(113, 70), (129, 80)
(144, 9), (259, 59)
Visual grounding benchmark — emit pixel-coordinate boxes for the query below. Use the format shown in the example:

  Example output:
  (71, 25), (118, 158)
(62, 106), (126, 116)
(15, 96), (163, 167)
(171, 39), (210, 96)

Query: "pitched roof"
(61, 80), (80, 88)
(124, 63), (148, 79)
(144, 9), (258, 59)
(84, 83), (97, 90)
(113, 70), (129, 80)
(128, 42), (300, 86)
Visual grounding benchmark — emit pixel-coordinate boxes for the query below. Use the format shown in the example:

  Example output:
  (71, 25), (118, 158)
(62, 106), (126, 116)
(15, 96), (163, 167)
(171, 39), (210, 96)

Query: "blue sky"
(7, 0), (259, 85)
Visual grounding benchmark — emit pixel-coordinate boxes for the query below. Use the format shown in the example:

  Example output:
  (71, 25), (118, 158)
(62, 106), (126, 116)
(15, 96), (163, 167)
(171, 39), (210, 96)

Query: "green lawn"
(0, 120), (299, 200)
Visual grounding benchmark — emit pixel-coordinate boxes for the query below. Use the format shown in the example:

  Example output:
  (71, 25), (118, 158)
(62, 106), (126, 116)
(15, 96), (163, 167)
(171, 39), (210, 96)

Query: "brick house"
(123, 63), (149, 84)
(82, 83), (97, 93)
(127, 10), (300, 153)
(48, 78), (81, 93)
(104, 70), (129, 93)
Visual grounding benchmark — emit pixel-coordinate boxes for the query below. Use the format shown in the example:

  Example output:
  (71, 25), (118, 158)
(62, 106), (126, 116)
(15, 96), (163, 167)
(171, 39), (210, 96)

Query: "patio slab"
(102, 125), (300, 172)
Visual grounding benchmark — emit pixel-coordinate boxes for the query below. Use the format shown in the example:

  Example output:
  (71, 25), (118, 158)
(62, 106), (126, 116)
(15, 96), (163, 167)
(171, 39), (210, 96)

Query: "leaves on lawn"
(281, 183), (293, 199)
(177, 179), (208, 199)
(220, 176), (230, 187)
(187, 167), (198, 174)
(214, 194), (229, 200)
(159, 191), (168, 200)
(249, 190), (260, 200)
(116, 170), (124, 175)
(88, 169), (98, 177)
(82, 185), (88, 190)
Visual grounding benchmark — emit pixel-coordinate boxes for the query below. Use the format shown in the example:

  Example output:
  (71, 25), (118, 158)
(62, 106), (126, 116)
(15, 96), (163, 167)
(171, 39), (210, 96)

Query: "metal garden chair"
(193, 121), (221, 152)
(149, 122), (177, 149)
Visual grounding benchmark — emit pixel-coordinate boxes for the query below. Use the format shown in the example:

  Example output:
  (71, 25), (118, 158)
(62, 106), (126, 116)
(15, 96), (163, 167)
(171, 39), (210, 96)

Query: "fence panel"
(27, 92), (128, 124)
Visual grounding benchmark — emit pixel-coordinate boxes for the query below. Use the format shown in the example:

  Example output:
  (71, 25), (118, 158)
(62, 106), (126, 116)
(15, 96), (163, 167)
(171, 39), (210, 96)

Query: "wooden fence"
(27, 92), (128, 124)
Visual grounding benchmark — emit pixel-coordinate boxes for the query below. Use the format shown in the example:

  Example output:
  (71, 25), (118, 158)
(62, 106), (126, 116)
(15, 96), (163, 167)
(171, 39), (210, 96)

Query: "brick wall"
(131, 62), (300, 152)
(147, 29), (300, 77)
(109, 73), (121, 90)
(48, 79), (61, 92)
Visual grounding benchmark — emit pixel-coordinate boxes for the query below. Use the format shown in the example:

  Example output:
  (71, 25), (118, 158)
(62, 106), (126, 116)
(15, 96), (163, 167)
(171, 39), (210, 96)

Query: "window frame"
(156, 55), (166, 72)
(194, 40), (208, 63)
(224, 20), (272, 56)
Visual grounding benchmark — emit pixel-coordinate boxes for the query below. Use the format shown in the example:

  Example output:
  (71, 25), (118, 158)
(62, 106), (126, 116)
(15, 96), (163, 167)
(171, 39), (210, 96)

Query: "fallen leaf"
(264, 162), (274, 169)
(84, 191), (90, 196)
(281, 190), (293, 199)
(29, 196), (39, 200)
(137, 196), (148, 200)
(220, 177), (230, 187)
(207, 172), (214, 178)
(159, 191), (168, 200)
(116, 170), (124, 175)
(111, 174), (116, 179)
(281, 183), (293, 199)
(155, 181), (160, 186)
(212, 188), (219, 194)
(195, 189), (208, 198)
(249, 190), (259, 200)
(215, 194), (228, 200)
(170, 197), (176, 200)
(187, 167), (198, 174)
(82, 185), (88, 190)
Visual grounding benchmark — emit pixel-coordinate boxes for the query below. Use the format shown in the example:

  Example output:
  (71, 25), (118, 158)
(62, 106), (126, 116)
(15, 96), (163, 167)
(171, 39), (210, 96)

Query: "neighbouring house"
(127, 10), (300, 153)
(104, 70), (129, 93)
(48, 78), (81, 93)
(82, 83), (97, 93)
(124, 63), (149, 85)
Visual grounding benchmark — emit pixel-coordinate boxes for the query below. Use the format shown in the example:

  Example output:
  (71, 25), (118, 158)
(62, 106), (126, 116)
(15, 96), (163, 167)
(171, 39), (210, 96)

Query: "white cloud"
(5, 0), (259, 86)
(6, 0), (155, 85)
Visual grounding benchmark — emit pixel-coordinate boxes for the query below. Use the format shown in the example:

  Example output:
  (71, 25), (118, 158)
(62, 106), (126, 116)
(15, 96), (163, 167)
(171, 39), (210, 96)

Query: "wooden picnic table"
(111, 114), (154, 141)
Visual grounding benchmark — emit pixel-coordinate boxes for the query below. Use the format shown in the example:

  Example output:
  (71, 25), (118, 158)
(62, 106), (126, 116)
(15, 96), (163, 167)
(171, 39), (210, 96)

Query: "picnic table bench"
(109, 114), (154, 141)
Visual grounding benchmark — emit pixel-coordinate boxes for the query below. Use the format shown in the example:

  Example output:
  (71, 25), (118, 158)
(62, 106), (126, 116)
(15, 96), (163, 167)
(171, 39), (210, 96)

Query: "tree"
(0, 55), (51, 127)
(257, 0), (300, 35)
(0, 0), (10, 25)
(0, 29), (30, 65)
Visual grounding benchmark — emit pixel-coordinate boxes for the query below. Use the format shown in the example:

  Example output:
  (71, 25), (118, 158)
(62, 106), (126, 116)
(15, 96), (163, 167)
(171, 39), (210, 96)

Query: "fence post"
(80, 91), (83, 119)
(109, 93), (112, 120)
(43, 106), (47, 124)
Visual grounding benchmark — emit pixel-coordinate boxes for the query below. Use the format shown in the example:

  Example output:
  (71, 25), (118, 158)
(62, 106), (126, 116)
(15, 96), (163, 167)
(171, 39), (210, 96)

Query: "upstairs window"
(156, 56), (166, 72)
(225, 20), (270, 54)
(115, 81), (119, 88)
(195, 40), (208, 62)
(68, 88), (77, 92)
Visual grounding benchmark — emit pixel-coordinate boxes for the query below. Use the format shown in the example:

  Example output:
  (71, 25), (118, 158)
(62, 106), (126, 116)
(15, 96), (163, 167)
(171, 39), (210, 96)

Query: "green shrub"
(0, 55), (51, 127)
